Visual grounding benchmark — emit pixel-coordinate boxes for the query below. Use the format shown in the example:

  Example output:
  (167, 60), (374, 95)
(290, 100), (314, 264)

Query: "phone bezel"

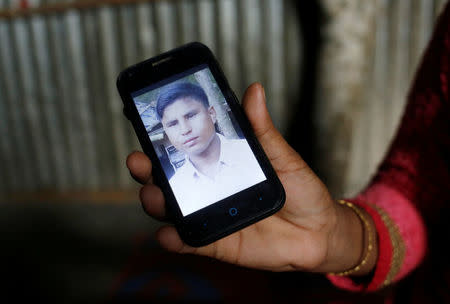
(117, 42), (285, 247)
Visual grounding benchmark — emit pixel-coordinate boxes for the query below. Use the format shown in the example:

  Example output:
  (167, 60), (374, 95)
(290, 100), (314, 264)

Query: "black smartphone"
(117, 42), (285, 247)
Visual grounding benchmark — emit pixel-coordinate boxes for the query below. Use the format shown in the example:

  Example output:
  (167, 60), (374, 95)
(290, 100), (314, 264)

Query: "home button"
(229, 207), (238, 216)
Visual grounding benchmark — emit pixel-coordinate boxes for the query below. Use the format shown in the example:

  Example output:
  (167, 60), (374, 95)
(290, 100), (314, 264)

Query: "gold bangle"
(328, 200), (374, 276)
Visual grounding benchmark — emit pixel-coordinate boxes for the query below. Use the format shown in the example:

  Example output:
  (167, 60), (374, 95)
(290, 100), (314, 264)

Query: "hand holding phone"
(126, 85), (374, 274)
(120, 43), (376, 274)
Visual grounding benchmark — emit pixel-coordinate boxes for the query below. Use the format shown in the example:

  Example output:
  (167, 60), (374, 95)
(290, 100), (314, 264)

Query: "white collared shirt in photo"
(169, 134), (266, 216)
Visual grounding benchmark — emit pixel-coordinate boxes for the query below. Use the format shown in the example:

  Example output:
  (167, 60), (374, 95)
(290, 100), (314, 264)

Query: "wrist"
(323, 200), (378, 276)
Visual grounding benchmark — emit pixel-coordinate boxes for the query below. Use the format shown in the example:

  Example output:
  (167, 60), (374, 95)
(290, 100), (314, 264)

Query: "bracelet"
(328, 200), (374, 276)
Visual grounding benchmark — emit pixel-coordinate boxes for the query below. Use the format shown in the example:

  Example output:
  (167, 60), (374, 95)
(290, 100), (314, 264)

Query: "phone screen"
(131, 64), (266, 216)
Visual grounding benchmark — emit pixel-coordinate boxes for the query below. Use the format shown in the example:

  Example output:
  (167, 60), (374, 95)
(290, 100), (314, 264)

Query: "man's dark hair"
(156, 82), (209, 120)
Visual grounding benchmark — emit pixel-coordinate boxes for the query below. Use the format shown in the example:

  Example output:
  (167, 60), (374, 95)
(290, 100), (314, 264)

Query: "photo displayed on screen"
(132, 66), (266, 216)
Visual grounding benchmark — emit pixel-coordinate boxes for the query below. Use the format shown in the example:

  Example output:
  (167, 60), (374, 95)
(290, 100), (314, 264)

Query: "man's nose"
(179, 119), (192, 135)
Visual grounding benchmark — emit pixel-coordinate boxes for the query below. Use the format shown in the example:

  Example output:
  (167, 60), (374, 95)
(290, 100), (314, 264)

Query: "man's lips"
(183, 137), (199, 145)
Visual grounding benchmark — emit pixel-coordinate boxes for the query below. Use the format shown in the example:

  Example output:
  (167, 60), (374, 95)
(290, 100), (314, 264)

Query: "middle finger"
(140, 183), (168, 221)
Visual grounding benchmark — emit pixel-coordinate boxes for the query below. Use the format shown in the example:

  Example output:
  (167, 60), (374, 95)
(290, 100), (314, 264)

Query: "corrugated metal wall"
(0, 0), (447, 198)
(0, 0), (302, 193)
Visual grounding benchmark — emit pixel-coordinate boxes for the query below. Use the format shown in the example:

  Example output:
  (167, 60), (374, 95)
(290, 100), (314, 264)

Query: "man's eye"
(167, 121), (178, 127)
(186, 112), (197, 119)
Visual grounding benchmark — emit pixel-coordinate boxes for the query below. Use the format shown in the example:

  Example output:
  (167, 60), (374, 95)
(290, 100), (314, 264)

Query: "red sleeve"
(328, 1), (450, 292)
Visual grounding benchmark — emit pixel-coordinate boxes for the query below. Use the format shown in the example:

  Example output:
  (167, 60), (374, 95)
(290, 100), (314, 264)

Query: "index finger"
(126, 151), (153, 185)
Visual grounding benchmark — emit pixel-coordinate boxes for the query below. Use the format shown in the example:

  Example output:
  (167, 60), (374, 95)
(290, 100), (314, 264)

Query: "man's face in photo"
(161, 97), (217, 156)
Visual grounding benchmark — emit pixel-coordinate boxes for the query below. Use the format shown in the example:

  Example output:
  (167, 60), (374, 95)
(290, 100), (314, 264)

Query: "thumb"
(241, 83), (299, 168)
(242, 83), (276, 138)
